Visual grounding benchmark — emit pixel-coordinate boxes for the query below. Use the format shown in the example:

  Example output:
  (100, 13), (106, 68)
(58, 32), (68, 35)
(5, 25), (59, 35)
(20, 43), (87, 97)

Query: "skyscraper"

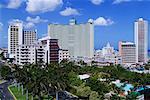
(134, 18), (148, 63)
(48, 19), (94, 58)
(8, 21), (23, 58)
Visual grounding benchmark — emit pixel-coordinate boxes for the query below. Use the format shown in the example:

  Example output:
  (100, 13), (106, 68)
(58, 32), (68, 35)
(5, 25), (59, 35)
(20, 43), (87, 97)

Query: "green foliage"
(11, 61), (150, 99)
(86, 77), (111, 96)
(89, 91), (101, 100)
(0, 65), (11, 79)
(75, 83), (91, 97)
(68, 71), (83, 86)
(0, 52), (5, 60)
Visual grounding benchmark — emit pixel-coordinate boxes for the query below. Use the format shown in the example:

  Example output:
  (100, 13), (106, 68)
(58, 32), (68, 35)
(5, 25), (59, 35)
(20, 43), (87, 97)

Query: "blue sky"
(0, 0), (150, 50)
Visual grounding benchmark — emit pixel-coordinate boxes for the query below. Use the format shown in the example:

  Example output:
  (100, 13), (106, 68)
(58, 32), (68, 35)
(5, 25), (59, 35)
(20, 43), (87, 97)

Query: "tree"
(75, 83), (91, 97)
(68, 71), (83, 86)
(0, 65), (11, 80)
(89, 91), (100, 100)
(86, 76), (111, 96)
(0, 52), (5, 60)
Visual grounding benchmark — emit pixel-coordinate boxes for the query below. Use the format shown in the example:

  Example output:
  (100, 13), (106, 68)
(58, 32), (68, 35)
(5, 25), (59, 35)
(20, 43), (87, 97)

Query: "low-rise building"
(59, 49), (70, 63)
(94, 43), (122, 65)
(102, 42), (114, 57)
(16, 45), (37, 65)
(15, 36), (59, 65)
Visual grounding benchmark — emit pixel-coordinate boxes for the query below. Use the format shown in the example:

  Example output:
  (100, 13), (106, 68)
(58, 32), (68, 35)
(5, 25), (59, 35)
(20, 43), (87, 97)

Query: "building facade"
(16, 45), (36, 65)
(8, 21), (23, 58)
(16, 36), (59, 65)
(102, 42), (114, 57)
(23, 30), (37, 45)
(59, 49), (70, 63)
(119, 41), (137, 64)
(8, 21), (38, 59)
(134, 18), (148, 63)
(39, 37), (59, 63)
(48, 19), (94, 58)
(94, 43), (122, 65)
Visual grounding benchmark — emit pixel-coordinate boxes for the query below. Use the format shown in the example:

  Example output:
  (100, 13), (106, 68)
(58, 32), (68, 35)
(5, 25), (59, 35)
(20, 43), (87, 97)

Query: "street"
(0, 81), (14, 100)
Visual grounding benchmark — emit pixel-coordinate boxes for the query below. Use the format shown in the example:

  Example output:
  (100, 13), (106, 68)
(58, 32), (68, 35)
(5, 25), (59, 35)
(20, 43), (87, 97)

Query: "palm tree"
(46, 63), (69, 100)
(12, 62), (71, 100)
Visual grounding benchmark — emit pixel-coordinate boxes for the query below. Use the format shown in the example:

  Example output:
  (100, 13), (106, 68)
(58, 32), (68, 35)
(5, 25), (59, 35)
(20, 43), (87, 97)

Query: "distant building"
(16, 36), (59, 65)
(59, 49), (70, 63)
(134, 18), (148, 64)
(23, 30), (37, 45)
(102, 42), (114, 57)
(119, 41), (137, 64)
(8, 21), (23, 58)
(48, 19), (94, 58)
(94, 50), (102, 58)
(94, 43), (122, 65)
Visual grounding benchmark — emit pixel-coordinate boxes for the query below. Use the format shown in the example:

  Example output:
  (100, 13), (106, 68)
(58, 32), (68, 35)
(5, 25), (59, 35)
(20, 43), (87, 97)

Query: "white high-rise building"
(8, 21), (23, 58)
(48, 19), (94, 58)
(134, 18), (148, 63)
(8, 21), (38, 58)
(119, 41), (137, 64)
(23, 30), (37, 45)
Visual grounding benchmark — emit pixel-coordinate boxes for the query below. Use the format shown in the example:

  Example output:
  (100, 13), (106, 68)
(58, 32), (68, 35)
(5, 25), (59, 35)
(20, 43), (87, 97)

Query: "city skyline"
(0, 0), (150, 49)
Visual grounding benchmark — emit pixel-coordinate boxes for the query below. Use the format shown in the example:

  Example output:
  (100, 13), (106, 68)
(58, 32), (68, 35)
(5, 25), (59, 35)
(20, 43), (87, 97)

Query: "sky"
(0, 0), (150, 50)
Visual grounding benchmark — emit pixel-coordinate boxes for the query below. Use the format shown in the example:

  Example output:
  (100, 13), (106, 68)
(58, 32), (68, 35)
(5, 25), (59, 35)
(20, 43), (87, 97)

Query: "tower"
(134, 18), (148, 63)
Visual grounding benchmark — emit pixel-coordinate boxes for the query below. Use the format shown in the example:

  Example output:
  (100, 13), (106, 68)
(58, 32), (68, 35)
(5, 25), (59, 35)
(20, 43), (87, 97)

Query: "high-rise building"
(119, 41), (137, 64)
(23, 30), (37, 45)
(8, 21), (23, 58)
(134, 18), (148, 63)
(48, 19), (94, 58)
(8, 21), (37, 58)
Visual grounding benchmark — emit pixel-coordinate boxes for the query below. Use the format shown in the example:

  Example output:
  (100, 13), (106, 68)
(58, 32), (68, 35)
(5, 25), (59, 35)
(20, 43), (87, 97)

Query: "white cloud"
(113, 0), (131, 4)
(26, 16), (48, 23)
(90, 0), (104, 5)
(92, 17), (114, 26)
(8, 16), (48, 29)
(8, 19), (34, 29)
(8, 19), (23, 25)
(0, 22), (3, 32)
(113, 0), (143, 4)
(60, 7), (80, 16)
(26, 0), (63, 14)
(7, 0), (23, 9)
(24, 22), (35, 29)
